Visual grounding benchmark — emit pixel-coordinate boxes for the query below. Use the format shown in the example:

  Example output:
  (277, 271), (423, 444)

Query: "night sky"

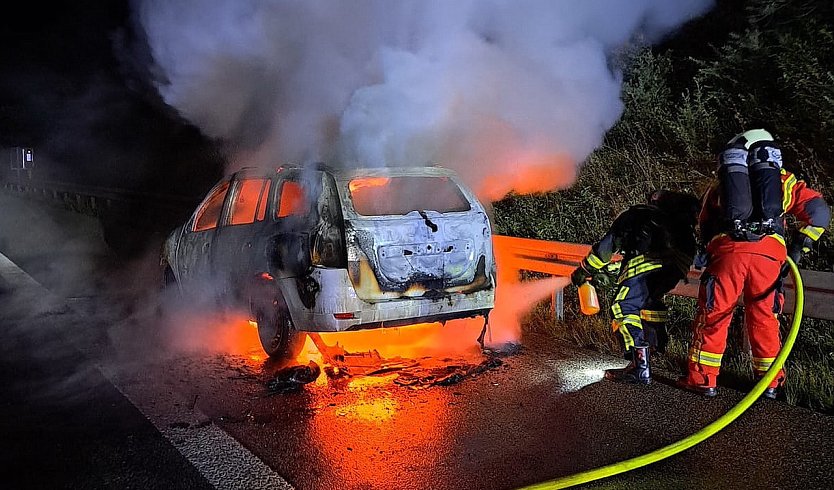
(0, 0), (222, 198)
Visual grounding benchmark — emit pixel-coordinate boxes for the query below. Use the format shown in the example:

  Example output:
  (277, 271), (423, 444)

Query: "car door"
(210, 175), (274, 289)
(176, 179), (231, 287)
(267, 172), (317, 278)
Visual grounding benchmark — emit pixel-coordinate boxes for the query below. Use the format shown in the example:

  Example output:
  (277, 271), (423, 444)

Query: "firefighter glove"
(591, 271), (613, 288)
(789, 233), (813, 263)
(574, 253), (616, 288)
(783, 233), (813, 277)
(570, 263), (611, 287)
(571, 265), (590, 287)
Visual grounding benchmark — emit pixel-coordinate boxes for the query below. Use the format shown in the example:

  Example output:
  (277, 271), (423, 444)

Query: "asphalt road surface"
(2, 192), (834, 490)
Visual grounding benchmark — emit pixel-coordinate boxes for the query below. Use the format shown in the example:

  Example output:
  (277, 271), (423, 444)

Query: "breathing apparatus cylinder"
(748, 140), (784, 233)
(718, 145), (752, 234)
(578, 282), (600, 315)
(719, 129), (785, 239)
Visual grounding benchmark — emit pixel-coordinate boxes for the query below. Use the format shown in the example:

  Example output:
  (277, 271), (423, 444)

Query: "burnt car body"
(162, 165), (496, 358)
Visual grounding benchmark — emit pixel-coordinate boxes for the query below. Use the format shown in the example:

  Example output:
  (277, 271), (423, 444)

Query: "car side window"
(229, 178), (271, 226)
(193, 181), (230, 232)
(276, 180), (307, 218)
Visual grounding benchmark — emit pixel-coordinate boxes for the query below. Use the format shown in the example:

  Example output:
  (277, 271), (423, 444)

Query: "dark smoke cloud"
(137, 0), (713, 200)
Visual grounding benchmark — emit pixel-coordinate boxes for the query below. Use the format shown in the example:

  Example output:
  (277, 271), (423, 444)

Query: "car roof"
(333, 166), (457, 181)
(231, 164), (458, 181)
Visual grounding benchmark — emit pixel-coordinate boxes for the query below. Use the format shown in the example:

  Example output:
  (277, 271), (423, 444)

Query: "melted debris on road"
(266, 343), (520, 394)
(392, 356), (503, 388)
(267, 361), (321, 394)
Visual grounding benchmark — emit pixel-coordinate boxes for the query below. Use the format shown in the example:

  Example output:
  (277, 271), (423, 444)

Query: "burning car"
(161, 165), (496, 359)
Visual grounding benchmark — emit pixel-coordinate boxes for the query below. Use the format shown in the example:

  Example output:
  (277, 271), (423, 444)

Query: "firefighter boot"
(605, 346), (651, 384)
(756, 371), (785, 400)
(759, 377), (784, 400)
(676, 369), (718, 398)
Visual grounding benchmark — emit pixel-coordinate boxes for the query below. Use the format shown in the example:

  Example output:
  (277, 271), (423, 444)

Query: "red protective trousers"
(687, 246), (785, 389)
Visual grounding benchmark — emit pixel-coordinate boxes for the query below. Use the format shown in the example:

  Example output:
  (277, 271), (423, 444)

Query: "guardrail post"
(552, 288), (564, 321)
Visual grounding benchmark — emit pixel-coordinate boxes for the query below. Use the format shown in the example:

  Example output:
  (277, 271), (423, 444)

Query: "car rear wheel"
(254, 292), (305, 360)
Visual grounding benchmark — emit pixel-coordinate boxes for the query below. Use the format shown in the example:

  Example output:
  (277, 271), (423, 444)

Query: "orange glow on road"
(305, 372), (452, 488)
(329, 374), (402, 422)
(335, 395), (399, 422)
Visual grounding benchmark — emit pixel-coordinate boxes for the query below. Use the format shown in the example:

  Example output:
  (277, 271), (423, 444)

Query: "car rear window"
(348, 176), (471, 216)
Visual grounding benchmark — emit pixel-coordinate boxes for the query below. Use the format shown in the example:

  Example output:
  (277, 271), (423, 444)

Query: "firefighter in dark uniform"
(571, 190), (700, 384)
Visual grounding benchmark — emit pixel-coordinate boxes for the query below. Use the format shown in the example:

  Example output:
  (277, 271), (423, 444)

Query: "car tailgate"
(345, 210), (493, 301)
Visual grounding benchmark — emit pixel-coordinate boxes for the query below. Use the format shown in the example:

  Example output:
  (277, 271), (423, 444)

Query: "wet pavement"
(0, 282), (212, 489)
(106, 332), (834, 490)
(3, 191), (834, 490)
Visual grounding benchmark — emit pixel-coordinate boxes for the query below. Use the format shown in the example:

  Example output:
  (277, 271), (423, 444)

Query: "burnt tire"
(254, 292), (305, 360)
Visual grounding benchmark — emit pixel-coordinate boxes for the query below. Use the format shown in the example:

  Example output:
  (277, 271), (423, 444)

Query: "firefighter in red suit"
(679, 129), (830, 398)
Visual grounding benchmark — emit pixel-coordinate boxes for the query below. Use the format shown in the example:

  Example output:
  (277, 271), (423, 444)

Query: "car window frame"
(190, 178), (233, 233)
(273, 174), (311, 220)
(223, 176), (273, 228)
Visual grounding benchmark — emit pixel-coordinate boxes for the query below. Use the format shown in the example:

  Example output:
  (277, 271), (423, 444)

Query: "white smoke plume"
(136, 0), (712, 200)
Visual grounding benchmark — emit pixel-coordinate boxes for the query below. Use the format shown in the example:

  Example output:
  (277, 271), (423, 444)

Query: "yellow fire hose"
(522, 257), (805, 490)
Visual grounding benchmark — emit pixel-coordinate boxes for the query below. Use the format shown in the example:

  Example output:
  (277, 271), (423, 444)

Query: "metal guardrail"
(2, 180), (198, 216)
(494, 235), (834, 321)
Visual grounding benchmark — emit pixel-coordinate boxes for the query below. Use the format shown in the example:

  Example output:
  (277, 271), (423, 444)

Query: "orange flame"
(295, 322), (483, 365)
(477, 153), (576, 201)
(348, 176), (391, 193)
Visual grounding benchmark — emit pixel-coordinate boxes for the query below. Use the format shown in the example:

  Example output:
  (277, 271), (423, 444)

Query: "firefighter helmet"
(727, 128), (774, 149)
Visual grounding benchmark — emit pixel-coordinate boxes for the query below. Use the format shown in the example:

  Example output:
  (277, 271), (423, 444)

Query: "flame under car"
(162, 165), (496, 359)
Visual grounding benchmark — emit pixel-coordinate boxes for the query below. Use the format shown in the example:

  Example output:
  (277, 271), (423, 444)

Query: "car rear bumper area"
(283, 269), (495, 332)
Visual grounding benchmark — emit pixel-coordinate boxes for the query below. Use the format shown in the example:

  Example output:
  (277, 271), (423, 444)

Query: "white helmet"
(727, 128), (774, 149)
